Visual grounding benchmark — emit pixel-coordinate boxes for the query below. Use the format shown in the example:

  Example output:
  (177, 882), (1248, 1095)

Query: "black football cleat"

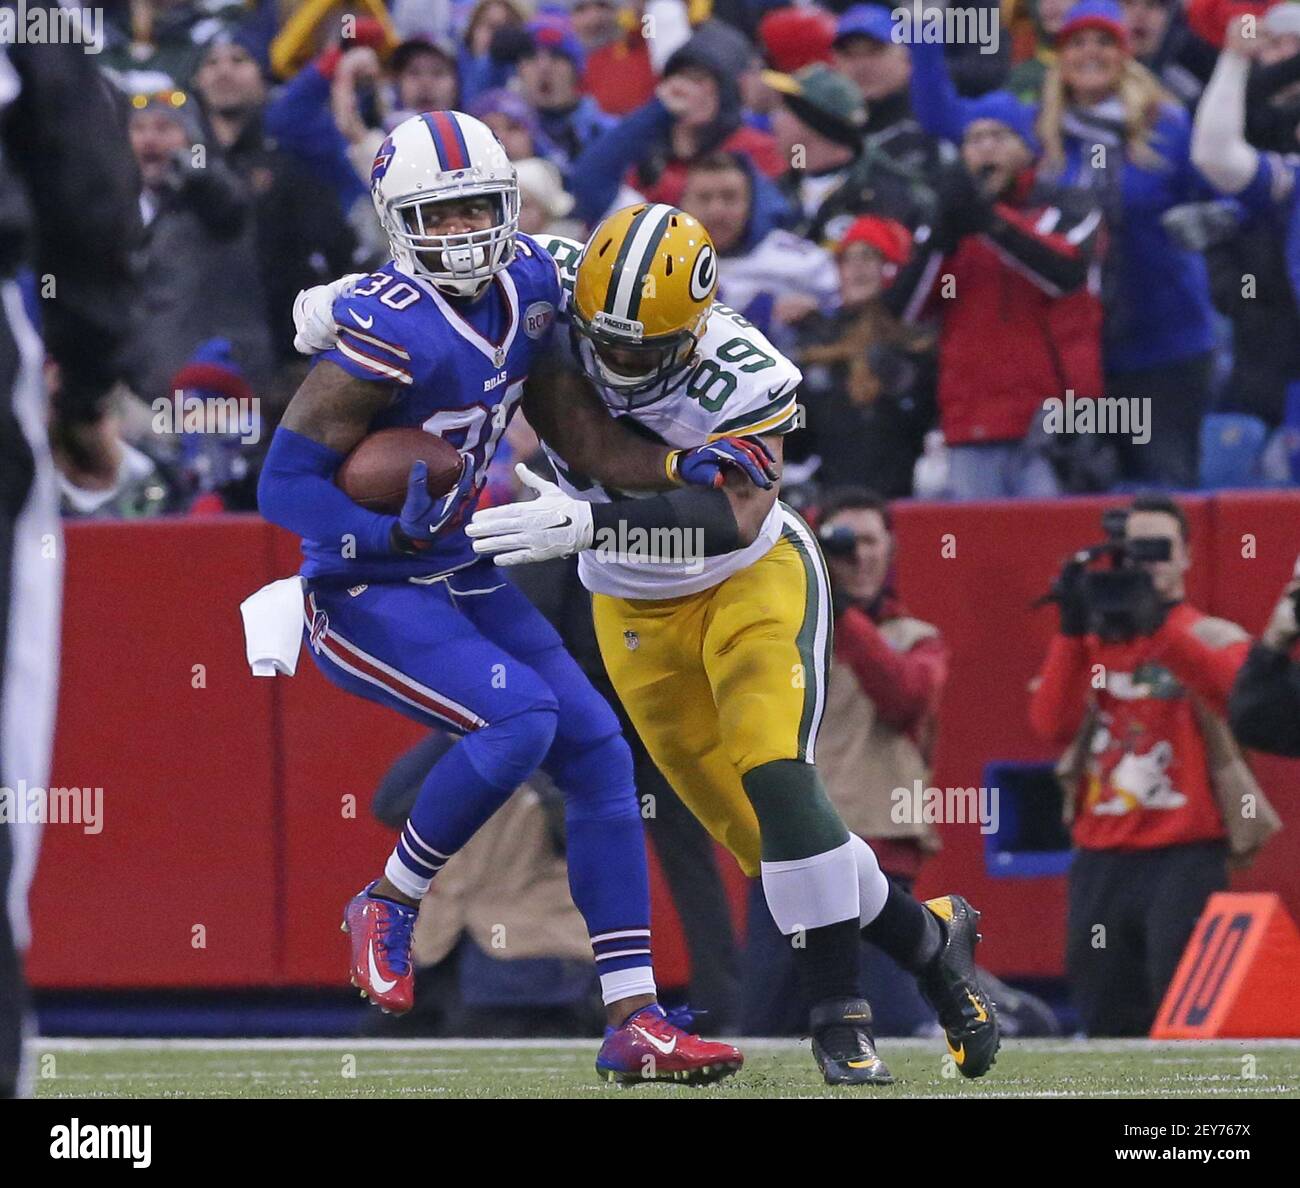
(917, 895), (1000, 1079)
(809, 997), (894, 1086)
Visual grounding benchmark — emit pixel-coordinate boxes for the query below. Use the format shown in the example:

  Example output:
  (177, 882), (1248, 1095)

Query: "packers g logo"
(689, 245), (717, 301)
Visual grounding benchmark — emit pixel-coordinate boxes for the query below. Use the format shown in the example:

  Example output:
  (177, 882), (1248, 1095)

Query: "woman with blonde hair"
(909, 0), (1219, 489)
(788, 216), (936, 498)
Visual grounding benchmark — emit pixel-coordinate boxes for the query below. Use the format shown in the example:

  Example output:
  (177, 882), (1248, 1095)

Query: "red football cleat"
(595, 1005), (744, 1086)
(341, 882), (418, 1014)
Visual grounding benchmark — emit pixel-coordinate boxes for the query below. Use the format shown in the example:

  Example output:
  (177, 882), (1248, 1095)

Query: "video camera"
(1040, 508), (1173, 642)
(818, 522), (859, 560)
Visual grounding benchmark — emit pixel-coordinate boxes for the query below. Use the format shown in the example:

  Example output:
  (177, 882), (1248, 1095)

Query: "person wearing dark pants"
(0, 32), (138, 1097)
(1108, 353), (1214, 490)
(1066, 841), (1228, 1036)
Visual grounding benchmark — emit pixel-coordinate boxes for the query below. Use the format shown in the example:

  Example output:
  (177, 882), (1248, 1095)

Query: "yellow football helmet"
(570, 203), (718, 408)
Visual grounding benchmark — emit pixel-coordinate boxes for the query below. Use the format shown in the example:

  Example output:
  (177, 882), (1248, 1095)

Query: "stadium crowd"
(20, 0), (1297, 1048)
(53, 0), (1300, 517)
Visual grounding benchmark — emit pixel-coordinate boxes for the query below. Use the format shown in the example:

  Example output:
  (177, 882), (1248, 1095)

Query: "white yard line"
(29, 1037), (1300, 1053)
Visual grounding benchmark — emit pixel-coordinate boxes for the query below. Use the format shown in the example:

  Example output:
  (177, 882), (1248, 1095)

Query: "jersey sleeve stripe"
(335, 338), (414, 385)
(709, 394), (800, 439)
(337, 325), (412, 360)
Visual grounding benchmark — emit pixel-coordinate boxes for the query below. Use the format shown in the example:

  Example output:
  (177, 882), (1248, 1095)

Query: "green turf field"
(30, 1038), (1300, 1099)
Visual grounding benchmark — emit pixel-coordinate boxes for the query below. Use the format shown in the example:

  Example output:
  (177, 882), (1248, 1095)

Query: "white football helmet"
(369, 111), (519, 298)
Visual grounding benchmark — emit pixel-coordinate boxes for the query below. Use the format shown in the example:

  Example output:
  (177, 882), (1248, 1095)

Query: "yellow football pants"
(592, 513), (832, 877)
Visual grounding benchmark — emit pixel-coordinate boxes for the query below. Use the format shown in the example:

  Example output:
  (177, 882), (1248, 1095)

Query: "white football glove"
(466, 464), (594, 566)
(292, 273), (364, 355)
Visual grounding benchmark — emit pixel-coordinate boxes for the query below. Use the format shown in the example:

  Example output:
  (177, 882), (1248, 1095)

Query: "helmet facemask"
(570, 307), (708, 411)
(385, 183), (519, 299)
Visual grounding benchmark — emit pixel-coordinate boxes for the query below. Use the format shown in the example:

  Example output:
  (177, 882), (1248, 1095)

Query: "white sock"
(383, 850), (431, 899)
(760, 838), (860, 934)
(598, 965), (657, 1007)
(848, 833), (890, 927)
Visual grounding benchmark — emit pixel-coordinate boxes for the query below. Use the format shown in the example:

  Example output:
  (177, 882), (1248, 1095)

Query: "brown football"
(335, 428), (464, 513)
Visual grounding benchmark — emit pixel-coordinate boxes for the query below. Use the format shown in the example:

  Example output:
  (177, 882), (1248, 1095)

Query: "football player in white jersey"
(467, 203), (1000, 1085)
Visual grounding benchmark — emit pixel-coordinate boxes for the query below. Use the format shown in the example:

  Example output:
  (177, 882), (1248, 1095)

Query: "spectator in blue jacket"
(514, 17), (616, 180)
(908, 0), (1220, 490)
(458, 0), (532, 104)
(467, 89), (565, 167)
(265, 35), (463, 220)
(569, 19), (783, 226)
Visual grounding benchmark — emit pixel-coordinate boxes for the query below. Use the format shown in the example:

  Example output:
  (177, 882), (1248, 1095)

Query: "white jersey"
(534, 234), (802, 600)
(716, 229), (839, 322)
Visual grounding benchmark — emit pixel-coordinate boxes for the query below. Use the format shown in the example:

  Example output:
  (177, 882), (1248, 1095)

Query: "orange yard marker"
(1153, 893), (1300, 1039)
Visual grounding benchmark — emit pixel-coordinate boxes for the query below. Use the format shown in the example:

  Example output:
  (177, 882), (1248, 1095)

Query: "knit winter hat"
(836, 214), (913, 266)
(961, 90), (1043, 154)
(759, 6), (838, 73)
(128, 87), (203, 144)
(525, 16), (586, 74)
(834, 4), (899, 47)
(169, 338), (254, 406)
(1056, 0), (1132, 51)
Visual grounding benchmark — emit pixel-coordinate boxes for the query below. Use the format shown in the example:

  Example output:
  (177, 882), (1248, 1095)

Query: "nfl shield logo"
(623, 630), (639, 651)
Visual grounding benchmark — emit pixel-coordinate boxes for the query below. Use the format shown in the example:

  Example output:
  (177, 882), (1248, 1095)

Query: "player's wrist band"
(664, 449), (684, 485)
(390, 524), (430, 554)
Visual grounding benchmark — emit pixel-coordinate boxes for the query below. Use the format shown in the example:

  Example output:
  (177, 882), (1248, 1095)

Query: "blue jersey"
(304, 234), (562, 583)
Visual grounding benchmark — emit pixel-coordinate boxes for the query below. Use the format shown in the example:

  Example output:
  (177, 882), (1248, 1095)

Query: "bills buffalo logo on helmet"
(370, 137), (396, 191)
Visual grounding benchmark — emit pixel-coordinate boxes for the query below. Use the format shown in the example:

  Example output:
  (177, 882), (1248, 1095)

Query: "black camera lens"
(1126, 536), (1173, 563)
(819, 524), (858, 558)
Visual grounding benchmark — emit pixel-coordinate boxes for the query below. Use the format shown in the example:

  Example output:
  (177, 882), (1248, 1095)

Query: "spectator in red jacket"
(1029, 495), (1259, 1036)
(577, 0), (660, 116)
(888, 93), (1104, 500)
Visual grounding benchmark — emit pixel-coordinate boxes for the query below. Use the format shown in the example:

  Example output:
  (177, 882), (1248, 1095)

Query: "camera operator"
(1228, 556), (1300, 757)
(742, 488), (946, 1035)
(1030, 494), (1280, 1036)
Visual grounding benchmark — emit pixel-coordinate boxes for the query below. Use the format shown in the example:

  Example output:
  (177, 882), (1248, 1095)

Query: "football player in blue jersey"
(256, 111), (777, 1084)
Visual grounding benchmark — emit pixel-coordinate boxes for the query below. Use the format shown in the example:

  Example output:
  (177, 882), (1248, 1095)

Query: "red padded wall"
(27, 518), (280, 986)
(25, 494), (1300, 989)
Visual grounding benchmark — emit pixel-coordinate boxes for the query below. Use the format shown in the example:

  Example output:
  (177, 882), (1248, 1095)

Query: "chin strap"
(432, 279), (492, 301)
